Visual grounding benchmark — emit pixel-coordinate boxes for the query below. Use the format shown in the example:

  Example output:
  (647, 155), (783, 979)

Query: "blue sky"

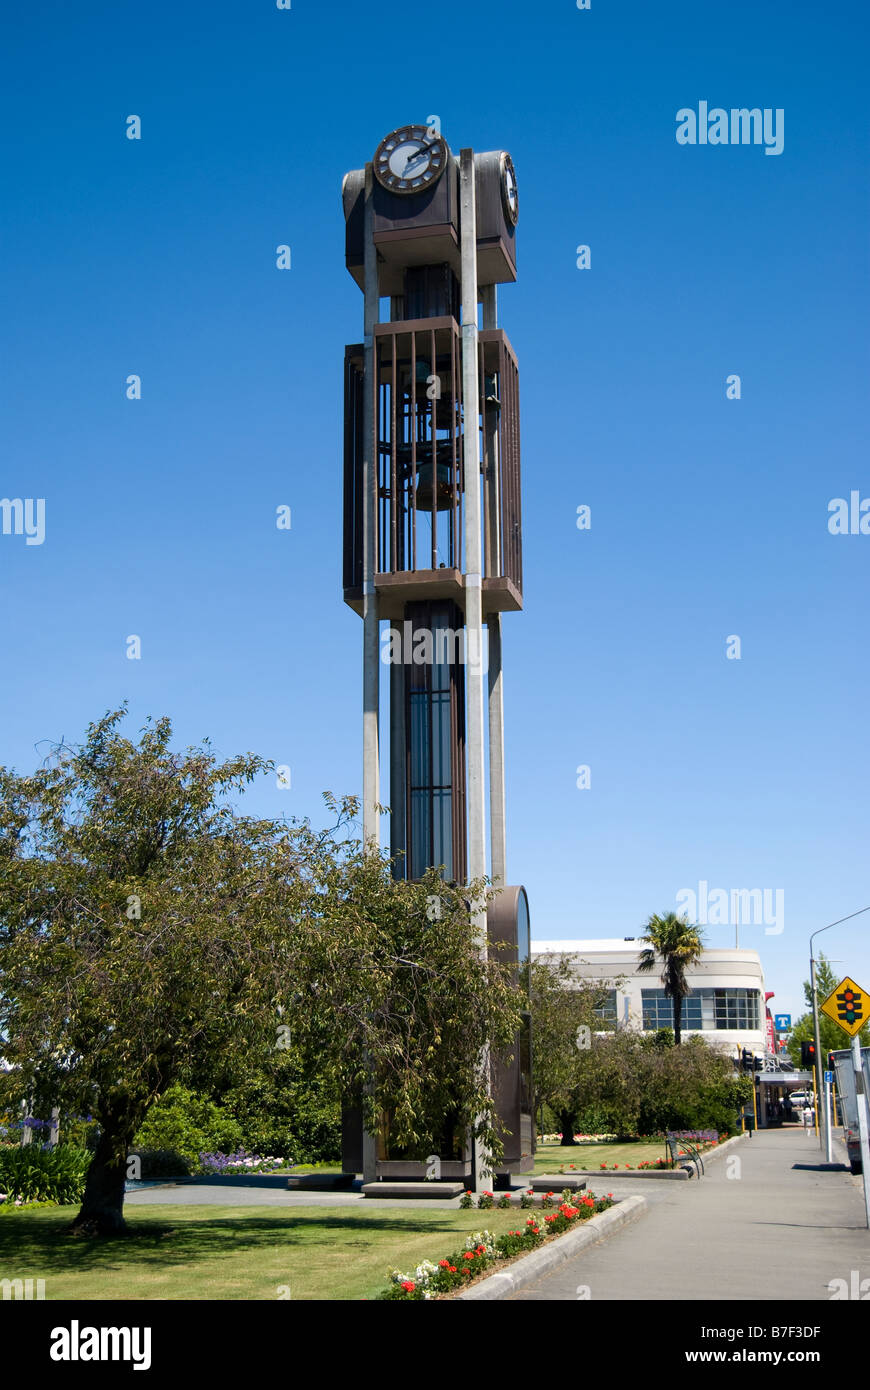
(3, 0), (869, 1019)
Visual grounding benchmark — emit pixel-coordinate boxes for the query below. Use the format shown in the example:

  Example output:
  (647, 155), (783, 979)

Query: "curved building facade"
(533, 939), (767, 1056)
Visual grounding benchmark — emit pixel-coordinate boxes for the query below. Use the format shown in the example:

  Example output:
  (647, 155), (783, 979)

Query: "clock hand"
(403, 140), (438, 173)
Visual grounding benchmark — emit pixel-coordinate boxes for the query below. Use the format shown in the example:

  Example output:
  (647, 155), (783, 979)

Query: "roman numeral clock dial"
(373, 124), (447, 194)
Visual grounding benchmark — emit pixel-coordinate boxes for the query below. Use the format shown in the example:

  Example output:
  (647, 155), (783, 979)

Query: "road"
(507, 1128), (868, 1300)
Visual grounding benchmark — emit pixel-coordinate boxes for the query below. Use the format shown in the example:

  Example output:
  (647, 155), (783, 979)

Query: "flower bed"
(549, 1131), (721, 1173)
(540, 1131), (723, 1148)
(540, 1132), (619, 1145)
(378, 1192), (615, 1299)
(198, 1149), (292, 1175)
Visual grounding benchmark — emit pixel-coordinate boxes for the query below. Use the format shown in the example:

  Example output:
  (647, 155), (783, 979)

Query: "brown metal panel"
(450, 330), (458, 569)
(477, 329), (522, 599)
(374, 315), (457, 338)
(390, 333), (397, 572)
(430, 327), (437, 570)
(372, 158), (459, 238)
(343, 345), (365, 597)
(488, 886), (533, 1172)
(410, 330), (417, 571)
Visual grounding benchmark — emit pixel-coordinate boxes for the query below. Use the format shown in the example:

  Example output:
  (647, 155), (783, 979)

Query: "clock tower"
(340, 124), (533, 1186)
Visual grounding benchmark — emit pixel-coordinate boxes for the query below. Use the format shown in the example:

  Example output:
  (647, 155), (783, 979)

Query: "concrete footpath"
(507, 1128), (869, 1301)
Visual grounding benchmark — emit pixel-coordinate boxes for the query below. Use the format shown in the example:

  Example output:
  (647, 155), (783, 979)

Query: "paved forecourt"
(507, 1127), (868, 1301)
(124, 1181), (463, 1210)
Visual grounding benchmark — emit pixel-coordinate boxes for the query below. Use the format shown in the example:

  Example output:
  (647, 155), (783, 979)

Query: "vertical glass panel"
(431, 691), (451, 787)
(409, 691), (430, 784)
(410, 790), (430, 880)
(432, 788), (453, 879)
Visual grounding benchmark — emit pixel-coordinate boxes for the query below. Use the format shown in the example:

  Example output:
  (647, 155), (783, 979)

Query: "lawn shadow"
(0, 1208), (463, 1276)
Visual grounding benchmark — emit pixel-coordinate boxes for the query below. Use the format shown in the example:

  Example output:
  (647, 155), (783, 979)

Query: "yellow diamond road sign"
(820, 976), (868, 1038)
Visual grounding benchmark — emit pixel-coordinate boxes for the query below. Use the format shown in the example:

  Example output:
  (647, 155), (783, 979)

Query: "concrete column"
(362, 165), (380, 854)
(361, 164), (380, 1183)
(487, 615), (506, 889)
(480, 283), (507, 891)
(460, 149), (487, 913)
(460, 149), (490, 1191)
(389, 655), (406, 876)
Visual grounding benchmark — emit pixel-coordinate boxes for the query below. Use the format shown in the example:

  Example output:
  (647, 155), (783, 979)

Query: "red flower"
(463, 1251), (475, 1261)
(401, 1280), (415, 1292)
(439, 1259), (450, 1268)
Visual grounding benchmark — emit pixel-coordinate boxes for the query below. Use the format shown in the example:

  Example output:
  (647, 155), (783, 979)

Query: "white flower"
(468, 1230), (496, 1255)
(413, 1260), (439, 1288)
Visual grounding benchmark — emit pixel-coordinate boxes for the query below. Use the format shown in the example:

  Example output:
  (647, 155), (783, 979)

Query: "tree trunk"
(71, 1125), (133, 1236)
(559, 1109), (578, 1146)
(673, 995), (682, 1047)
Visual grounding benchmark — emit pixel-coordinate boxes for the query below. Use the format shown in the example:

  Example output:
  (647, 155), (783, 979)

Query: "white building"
(533, 938), (768, 1057)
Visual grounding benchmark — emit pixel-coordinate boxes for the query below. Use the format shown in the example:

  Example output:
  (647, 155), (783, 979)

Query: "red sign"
(765, 1014), (776, 1053)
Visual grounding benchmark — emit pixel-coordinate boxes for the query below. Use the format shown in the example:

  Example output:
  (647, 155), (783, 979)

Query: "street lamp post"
(809, 905), (870, 1158)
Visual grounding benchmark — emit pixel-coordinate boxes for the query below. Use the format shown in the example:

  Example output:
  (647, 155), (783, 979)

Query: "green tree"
(529, 955), (619, 1143)
(637, 911), (705, 1045)
(0, 709), (521, 1234)
(785, 952), (870, 1066)
(572, 1030), (751, 1136)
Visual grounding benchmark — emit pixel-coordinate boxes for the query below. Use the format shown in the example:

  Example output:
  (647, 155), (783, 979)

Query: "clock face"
(500, 152), (519, 225)
(373, 124), (448, 195)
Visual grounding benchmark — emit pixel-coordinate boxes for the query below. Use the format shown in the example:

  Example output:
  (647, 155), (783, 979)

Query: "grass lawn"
(0, 1203), (574, 1301)
(533, 1140), (673, 1174)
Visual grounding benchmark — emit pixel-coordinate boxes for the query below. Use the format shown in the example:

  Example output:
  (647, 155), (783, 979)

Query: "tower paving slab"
(507, 1128), (869, 1301)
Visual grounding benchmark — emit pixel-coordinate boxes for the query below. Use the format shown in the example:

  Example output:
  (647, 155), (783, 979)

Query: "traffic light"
(834, 986), (864, 1028)
(800, 1040), (817, 1069)
(741, 1048), (753, 1072)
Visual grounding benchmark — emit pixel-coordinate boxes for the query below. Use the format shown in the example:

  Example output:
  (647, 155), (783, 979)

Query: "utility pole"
(809, 905), (870, 1156)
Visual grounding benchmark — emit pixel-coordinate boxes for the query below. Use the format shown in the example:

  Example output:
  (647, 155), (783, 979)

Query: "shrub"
(0, 1145), (91, 1205)
(127, 1148), (191, 1179)
(219, 1054), (341, 1164)
(132, 1085), (243, 1167)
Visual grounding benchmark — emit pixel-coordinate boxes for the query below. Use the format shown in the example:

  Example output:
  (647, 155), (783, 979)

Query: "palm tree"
(637, 912), (704, 1045)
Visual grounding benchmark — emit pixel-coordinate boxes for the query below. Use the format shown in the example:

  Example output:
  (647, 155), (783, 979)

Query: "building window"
(641, 990), (703, 1031)
(593, 990), (618, 1024)
(713, 989), (760, 1031)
